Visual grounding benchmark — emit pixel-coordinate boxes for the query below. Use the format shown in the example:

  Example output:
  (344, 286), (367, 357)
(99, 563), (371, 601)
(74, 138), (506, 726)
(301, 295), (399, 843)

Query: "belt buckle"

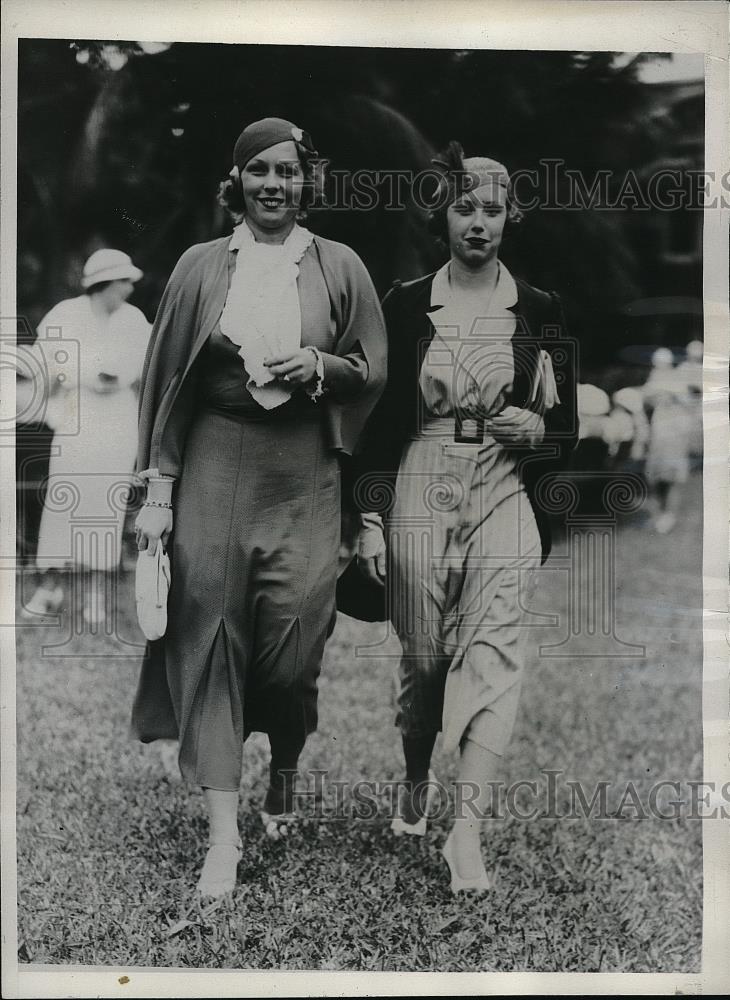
(454, 415), (484, 444)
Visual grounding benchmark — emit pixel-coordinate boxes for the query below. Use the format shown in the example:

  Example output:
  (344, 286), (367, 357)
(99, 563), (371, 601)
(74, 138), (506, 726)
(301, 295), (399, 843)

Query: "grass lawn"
(15, 473), (703, 971)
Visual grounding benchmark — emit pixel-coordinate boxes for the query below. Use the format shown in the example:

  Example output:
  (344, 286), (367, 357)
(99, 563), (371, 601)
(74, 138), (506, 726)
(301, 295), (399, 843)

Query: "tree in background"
(18, 41), (700, 374)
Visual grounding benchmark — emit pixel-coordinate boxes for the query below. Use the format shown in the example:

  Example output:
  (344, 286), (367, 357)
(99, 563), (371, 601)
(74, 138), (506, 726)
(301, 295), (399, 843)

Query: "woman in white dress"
(22, 249), (151, 627)
(642, 346), (693, 534)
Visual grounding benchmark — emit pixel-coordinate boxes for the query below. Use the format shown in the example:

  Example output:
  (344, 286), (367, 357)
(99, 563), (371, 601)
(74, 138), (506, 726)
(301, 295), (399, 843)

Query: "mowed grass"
(15, 474), (703, 971)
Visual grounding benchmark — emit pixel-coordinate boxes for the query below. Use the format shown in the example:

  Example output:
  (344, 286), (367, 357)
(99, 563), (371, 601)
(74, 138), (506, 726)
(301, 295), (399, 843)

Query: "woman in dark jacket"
(132, 118), (386, 898)
(355, 143), (578, 893)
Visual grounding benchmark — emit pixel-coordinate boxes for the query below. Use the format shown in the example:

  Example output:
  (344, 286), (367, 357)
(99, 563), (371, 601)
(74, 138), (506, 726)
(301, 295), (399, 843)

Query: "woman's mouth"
(259, 198), (285, 210)
(466, 238), (488, 248)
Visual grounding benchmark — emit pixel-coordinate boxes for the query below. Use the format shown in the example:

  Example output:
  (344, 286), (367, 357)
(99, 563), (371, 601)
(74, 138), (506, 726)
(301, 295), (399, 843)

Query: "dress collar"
(228, 220), (313, 261)
(429, 260), (518, 311)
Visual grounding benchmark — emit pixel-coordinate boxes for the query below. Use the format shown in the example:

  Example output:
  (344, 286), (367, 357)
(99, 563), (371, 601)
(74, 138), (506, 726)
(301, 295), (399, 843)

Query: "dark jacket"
(350, 270), (579, 563)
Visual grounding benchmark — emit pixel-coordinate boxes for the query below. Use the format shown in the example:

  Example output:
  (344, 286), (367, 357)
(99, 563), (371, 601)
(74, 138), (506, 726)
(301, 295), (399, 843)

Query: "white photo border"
(1, 1), (728, 997)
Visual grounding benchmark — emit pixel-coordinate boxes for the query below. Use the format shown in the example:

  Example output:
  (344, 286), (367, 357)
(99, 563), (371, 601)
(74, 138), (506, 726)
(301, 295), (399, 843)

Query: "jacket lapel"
(509, 280), (542, 408)
(185, 240), (232, 376)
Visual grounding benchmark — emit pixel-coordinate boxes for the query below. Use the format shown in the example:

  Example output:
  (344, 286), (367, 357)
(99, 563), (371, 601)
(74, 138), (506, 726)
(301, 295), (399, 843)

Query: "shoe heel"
(442, 832), (491, 894)
(391, 769), (438, 838)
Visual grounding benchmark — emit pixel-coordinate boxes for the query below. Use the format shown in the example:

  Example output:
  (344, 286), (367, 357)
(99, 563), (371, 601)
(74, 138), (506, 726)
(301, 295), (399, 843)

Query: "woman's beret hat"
(232, 117), (316, 171)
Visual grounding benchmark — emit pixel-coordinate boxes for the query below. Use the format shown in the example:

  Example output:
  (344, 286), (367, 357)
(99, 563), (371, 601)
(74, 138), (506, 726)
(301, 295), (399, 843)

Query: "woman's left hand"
(264, 349), (318, 387)
(486, 406), (545, 447)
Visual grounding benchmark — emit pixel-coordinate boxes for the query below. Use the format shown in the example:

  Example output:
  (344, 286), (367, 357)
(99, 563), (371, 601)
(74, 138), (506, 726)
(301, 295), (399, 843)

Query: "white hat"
(81, 249), (142, 289)
(612, 386), (643, 414)
(577, 383), (610, 417)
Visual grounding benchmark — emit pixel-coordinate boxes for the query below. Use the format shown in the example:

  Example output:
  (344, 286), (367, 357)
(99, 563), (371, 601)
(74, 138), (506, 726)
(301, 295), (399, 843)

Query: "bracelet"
(144, 499), (173, 510)
(304, 346), (326, 402)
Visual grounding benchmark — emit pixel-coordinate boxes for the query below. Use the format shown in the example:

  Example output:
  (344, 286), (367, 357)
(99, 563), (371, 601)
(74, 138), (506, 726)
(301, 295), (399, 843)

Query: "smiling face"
(446, 181), (508, 270)
(240, 140), (304, 238)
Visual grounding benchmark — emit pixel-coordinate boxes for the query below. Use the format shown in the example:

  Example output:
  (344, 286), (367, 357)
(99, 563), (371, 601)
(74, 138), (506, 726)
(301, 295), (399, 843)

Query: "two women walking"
(130, 120), (577, 898)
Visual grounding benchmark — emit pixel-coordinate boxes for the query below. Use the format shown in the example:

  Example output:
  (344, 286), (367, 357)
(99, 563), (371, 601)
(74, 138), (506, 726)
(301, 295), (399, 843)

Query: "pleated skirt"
(132, 404), (340, 790)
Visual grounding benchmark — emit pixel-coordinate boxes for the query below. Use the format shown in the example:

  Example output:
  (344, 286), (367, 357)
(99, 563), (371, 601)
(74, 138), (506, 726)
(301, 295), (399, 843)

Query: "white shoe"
(391, 770), (438, 837)
(442, 830), (491, 894)
(260, 810), (297, 841)
(197, 839), (243, 899)
(20, 585), (64, 619)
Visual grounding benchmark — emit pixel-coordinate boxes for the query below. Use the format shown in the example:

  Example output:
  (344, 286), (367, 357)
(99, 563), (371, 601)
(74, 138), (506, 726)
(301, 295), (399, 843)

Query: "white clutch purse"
(135, 540), (171, 641)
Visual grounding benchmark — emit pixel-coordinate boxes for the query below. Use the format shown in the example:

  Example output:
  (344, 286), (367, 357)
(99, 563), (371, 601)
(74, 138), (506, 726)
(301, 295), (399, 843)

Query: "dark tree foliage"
(18, 40), (701, 373)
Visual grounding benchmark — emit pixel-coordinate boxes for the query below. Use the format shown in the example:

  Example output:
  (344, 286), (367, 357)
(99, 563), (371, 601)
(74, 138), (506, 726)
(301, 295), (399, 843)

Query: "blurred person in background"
(642, 346), (692, 534)
(576, 383), (611, 443)
(20, 249), (150, 626)
(354, 143), (578, 894)
(604, 386), (650, 471)
(677, 339), (703, 464)
(131, 118), (386, 900)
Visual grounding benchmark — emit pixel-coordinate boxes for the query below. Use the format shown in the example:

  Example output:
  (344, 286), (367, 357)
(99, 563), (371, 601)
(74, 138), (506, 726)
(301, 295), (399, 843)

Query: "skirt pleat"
(131, 405), (340, 790)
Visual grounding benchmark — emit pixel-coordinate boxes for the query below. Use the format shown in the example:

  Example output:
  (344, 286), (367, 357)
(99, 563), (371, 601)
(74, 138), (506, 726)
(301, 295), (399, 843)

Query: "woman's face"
(99, 278), (134, 312)
(446, 181), (508, 269)
(240, 140), (304, 234)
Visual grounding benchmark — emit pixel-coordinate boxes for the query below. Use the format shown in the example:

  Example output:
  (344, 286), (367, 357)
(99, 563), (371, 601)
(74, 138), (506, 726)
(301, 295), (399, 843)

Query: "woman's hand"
(356, 512), (387, 587)
(486, 406), (545, 447)
(264, 348), (318, 387)
(135, 504), (173, 554)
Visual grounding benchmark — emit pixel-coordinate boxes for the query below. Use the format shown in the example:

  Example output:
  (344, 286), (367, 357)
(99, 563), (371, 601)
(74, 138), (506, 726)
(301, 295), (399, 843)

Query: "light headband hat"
(431, 141), (511, 209)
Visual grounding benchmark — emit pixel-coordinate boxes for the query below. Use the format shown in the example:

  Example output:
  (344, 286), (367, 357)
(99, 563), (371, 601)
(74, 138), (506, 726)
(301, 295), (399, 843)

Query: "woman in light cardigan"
(132, 118), (386, 898)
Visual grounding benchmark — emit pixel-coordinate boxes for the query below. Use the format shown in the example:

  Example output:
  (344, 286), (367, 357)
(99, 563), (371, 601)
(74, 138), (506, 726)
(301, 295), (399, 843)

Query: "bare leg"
(654, 480), (679, 533)
(197, 788), (241, 898)
(83, 569), (107, 628)
(204, 788), (240, 845)
(449, 737), (501, 880)
(665, 482), (682, 516)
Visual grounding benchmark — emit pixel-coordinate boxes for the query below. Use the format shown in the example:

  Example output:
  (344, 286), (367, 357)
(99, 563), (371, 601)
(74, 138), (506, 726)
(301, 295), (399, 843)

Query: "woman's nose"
(263, 171), (282, 191)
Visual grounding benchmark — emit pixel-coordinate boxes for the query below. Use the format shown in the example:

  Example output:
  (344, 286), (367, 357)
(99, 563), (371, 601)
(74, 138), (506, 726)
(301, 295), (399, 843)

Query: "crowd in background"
(574, 339), (702, 529)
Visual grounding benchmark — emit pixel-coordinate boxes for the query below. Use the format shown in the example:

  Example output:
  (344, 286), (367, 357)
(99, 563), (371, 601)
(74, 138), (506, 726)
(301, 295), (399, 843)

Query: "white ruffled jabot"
(219, 221), (314, 409)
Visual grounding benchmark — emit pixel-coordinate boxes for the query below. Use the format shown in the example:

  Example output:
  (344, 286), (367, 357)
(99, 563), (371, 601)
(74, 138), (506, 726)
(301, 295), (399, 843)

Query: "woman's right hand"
(356, 512), (387, 587)
(135, 504), (173, 554)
